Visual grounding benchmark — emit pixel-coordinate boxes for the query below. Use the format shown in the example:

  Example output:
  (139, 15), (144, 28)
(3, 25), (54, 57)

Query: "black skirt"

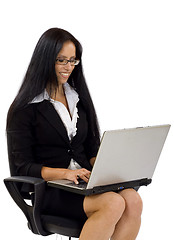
(41, 186), (87, 223)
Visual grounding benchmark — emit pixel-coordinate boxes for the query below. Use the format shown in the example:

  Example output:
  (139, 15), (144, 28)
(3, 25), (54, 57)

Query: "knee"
(121, 189), (143, 218)
(84, 192), (126, 223)
(101, 192), (126, 219)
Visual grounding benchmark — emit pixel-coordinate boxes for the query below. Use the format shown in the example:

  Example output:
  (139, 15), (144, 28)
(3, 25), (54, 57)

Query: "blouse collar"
(30, 82), (79, 112)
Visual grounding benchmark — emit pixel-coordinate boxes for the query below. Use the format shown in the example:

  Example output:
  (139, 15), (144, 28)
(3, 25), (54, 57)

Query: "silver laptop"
(48, 124), (171, 195)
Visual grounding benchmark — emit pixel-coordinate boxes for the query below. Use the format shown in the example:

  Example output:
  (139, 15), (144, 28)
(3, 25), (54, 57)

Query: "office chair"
(4, 134), (84, 239)
(4, 176), (84, 239)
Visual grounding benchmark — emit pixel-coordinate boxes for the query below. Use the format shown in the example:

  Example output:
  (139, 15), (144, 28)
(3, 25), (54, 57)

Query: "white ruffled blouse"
(31, 83), (82, 170)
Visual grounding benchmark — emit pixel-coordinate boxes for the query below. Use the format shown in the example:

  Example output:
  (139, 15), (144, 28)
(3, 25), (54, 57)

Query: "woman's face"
(55, 41), (76, 85)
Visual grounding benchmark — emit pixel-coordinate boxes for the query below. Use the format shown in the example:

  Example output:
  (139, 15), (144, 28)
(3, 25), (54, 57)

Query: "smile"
(60, 72), (71, 78)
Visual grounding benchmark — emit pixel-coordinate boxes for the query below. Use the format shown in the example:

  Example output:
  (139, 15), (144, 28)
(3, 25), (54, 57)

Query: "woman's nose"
(64, 62), (73, 70)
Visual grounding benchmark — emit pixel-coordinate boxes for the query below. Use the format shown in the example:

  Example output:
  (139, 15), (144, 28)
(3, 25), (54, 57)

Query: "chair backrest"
(6, 132), (34, 198)
(6, 132), (17, 176)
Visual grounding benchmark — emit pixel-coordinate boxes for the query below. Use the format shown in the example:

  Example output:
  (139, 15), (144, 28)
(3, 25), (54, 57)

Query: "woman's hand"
(41, 166), (91, 184)
(65, 168), (91, 184)
(90, 157), (96, 166)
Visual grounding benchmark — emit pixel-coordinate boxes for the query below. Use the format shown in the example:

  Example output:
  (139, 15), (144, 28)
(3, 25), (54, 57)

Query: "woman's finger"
(78, 173), (89, 183)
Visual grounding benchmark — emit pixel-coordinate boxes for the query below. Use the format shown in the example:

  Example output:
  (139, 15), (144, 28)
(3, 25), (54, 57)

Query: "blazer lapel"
(37, 100), (70, 145)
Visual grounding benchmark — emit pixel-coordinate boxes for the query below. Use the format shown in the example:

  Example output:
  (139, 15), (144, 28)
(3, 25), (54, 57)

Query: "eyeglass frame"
(55, 58), (80, 66)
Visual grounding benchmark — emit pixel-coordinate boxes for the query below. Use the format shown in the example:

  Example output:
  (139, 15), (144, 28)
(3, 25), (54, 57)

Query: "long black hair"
(7, 28), (100, 142)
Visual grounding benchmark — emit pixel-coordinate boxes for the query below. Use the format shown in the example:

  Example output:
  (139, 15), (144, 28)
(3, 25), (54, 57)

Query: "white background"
(0, 0), (174, 239)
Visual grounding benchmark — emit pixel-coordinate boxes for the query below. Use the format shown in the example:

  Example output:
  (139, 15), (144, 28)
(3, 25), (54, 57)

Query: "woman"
(7, 28), (143, 240)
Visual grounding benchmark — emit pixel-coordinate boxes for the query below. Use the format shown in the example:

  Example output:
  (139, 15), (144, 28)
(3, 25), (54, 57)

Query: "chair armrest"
(4, 176), (45, 185)
(4, 176), (50, 236)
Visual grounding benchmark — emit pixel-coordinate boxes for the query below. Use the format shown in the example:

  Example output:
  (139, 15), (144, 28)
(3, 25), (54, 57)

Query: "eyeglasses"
(56, 58), (80, 66)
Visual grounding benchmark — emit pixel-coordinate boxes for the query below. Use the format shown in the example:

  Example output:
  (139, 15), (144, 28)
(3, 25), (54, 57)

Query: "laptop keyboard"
(67, 180), (87, 189)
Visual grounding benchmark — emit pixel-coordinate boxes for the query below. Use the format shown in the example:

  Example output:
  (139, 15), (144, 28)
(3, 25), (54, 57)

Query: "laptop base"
(48, 178), (152, 196)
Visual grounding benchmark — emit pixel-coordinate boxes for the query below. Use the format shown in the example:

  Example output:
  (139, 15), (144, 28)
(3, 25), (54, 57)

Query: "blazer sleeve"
(84, 130), (100, 161)
(7, 105), (43, 178)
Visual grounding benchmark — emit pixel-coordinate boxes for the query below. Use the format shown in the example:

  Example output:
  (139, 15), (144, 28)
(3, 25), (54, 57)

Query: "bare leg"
(79, 192), (125, 240)
(111, 189), (143, 240)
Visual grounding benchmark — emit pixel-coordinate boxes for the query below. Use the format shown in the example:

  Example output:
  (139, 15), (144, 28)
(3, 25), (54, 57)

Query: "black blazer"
(7, 100), (99, 178)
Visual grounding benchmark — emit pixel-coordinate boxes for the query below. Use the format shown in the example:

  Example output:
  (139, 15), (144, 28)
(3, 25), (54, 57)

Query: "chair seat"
(41, 215), (84, 238)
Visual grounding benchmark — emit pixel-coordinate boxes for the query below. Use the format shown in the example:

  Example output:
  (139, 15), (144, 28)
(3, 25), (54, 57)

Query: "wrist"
(63, 168), (70, 179)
